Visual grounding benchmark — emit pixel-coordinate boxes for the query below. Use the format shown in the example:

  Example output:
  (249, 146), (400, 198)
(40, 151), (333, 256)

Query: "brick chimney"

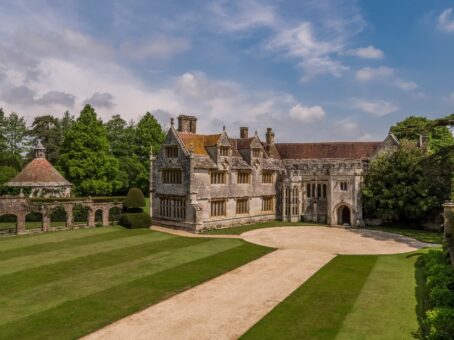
(240, 127), (248, 138)
(266, 128), (275, 145)
(177, 115), (197, 133)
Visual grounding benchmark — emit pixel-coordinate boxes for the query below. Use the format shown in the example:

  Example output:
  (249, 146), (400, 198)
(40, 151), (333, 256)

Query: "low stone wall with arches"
(0, 196), (124, 235)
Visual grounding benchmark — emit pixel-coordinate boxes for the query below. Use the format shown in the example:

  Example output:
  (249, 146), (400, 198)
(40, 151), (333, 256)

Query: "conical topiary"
(124, 187), (145, 211)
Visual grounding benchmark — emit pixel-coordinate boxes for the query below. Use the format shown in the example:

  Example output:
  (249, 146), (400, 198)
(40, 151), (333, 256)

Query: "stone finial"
(189, 142), (194, 154)
(223, 125), (226, 132)
(170, 117), (174, 127)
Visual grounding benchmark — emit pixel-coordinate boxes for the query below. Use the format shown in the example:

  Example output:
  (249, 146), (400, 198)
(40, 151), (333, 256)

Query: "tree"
(27, 115), (63, 164)
(136, 112), (165, 164)
(57, 105), (122, 196)
(1, 112), (28, 156)
(0, 108), (7, 152)
(362, 141), (449, 225)
(390, 116), (454, 153)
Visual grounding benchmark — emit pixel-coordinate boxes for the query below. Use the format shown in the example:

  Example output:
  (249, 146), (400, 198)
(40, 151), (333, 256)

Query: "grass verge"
(201, 220), (324, 235)
(365, 225), (442, 244)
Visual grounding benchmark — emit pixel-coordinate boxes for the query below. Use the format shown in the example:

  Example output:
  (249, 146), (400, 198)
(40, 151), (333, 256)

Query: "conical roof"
(6, 159), (72, 188)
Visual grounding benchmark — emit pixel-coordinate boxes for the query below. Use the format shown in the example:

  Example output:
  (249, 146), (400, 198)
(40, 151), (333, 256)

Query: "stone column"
(282, 185), (287, 221)
(443, 202), (454, 239)
(327, 176), (333, 225)
(297, 185), (302, 220)
(88, 208), (95, 227)
(65, 206), (73, 228)
(42, 212), (51, 232)
(102, 207), (109, 226)
(16, 213), (26, 234)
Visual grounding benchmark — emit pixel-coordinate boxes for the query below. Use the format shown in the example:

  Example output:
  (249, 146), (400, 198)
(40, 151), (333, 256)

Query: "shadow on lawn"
(345, 228), (437, 249)
(413, 254), (427, 339)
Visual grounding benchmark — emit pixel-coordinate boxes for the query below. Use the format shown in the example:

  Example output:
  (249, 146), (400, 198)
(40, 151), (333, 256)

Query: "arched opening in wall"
(337, 205), (351, 226)
(50, 206), (67, 229)
(95, 209), (103, 226)
(109, 207), (122, 225)
(26, 212), (43, 231)
(73, 204), (89, 227)
(0, 214), (17, 235)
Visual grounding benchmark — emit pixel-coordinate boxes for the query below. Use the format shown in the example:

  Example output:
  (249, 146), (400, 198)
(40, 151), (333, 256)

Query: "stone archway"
(0, 214), (17, 235)
(337, 205), (351, 226)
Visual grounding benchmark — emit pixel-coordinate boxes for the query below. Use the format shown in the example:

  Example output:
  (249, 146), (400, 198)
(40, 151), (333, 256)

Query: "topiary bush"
(124, 188), (145, 211)
(119, 212), (151, 229)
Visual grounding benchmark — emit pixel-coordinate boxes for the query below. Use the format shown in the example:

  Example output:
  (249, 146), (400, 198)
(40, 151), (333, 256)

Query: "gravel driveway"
(85, 226), (431, 340)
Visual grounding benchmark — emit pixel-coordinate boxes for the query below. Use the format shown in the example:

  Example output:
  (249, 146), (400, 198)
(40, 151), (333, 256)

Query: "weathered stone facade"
(151, 115), (399, 231)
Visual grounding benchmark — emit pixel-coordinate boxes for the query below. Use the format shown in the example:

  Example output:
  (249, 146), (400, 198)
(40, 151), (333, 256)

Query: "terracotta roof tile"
(275, 142), (382, 159)
(177, 132), (221, 155)
(7, 158), (72, 187)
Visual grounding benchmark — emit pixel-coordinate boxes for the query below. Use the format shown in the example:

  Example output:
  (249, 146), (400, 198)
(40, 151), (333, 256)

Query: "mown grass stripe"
(0, 227), (118, 251)
(0, 242), (272, 340)
(334, 252), (424, 340)
(241, 255), (378, 340)
(0, 234), (202, 294)
(0, 231), (172, 275)
(0, 229), (150, 261)
(0, 239), (243, 325)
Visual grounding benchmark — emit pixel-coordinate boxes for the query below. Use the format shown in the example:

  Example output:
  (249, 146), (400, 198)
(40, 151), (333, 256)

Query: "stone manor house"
(151, 115), (399, 231)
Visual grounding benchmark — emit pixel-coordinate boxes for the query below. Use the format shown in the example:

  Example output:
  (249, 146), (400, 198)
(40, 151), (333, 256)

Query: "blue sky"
(0, 0), (453, 142)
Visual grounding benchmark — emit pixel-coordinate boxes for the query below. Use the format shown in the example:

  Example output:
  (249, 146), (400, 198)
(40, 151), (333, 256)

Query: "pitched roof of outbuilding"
(6, 158), (72, 187)
(275, 142), (382, 160)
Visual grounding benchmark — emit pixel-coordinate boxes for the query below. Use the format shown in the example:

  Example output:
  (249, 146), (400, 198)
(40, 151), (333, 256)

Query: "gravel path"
(85, 226), (431, 340)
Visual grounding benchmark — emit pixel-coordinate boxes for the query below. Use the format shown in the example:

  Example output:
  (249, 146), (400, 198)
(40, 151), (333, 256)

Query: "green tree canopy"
(362, 141), (450, 225)
(0, 111), (28, 156)
(136, 112), (165, 163)
(57, 105), (121, 196)
(27, 115), (63, 164)
(390, 116), (454, 153)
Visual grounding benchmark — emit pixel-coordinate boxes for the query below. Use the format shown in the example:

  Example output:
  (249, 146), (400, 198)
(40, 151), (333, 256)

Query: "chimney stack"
(240, 127), (248, 138)
(266, 128), (275, 145)
(177, 115), (197, 133)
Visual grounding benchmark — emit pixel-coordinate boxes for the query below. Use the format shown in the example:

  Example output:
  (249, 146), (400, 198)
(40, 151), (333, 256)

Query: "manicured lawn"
(242, 249), (430, 340)
(202, 220), (324, 235)
(365, 225), (442, 244)
(0, 226), (272, 339)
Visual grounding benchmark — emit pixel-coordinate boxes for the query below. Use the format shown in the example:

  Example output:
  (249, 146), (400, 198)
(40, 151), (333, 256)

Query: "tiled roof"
(232, 138), (254, 150)
(275, 142), (382, 160)
(6, 158), (72, 187)
(177, 132), (221, 155)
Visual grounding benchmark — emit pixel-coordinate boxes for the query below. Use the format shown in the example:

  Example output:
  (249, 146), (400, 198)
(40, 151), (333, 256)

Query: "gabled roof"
(6, 158), (72, 187)
(275, 142), (382, 160)
(177, 132), (221, 155)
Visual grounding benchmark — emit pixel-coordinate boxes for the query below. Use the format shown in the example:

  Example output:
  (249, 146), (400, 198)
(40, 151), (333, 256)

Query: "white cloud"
(120, 36), (190, 60)
(209, 0), (277, 32)
(267, 22), (348, 81)
(347, 45), (384, 59)
(438, 8), (454, 33)
(356, 66), (394, 81)
(83, 92), (114, 108)
(289, 104), (326, 122)
(355, 66), (418, 91)
(351, 98), (398, 116)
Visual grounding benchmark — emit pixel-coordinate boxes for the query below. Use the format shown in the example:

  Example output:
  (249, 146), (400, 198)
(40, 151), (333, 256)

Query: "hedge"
(418, 249), (454, 339)
(118, 212), (151, 229)
(124, 188), (145, 210)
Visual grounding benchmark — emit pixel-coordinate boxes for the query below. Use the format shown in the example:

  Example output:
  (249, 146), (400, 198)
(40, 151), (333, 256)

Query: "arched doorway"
(0, 214), (17, 235)
(337, 205), (351, 226)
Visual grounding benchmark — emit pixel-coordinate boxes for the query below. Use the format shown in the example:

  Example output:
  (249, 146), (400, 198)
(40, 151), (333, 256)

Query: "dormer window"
(220, 146), (230, 156)
(165, 146), (178, 158)
(252, 149), (261, 158)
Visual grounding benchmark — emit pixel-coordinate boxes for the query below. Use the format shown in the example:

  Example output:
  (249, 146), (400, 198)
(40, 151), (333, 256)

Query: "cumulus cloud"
(120, 36), (190, 60)
(1, 85), (75, 106)
(347, 45), (384, 59)
(355, 66), (417, 91)
(289, 104), (326, 122)
(351, 98), (398, 116)
(83, 92), (115, 108)
(438, 8), (454, 33)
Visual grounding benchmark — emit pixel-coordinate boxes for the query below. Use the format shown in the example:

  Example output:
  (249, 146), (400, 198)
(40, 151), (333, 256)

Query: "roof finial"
(34, 139), (46, 159)
(170, 117), (174, 127)
(255, 130), (258, 136)
(223, 125), (226, 132)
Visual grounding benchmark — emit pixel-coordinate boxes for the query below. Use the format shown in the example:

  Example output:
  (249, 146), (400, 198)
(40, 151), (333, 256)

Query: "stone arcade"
(150, 115), (399, 231)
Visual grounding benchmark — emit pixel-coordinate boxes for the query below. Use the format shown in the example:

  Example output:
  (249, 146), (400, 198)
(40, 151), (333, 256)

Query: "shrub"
(119, 212), (151, 229)
(124, 188), (145, 211)
(419, 250), (454, 339)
